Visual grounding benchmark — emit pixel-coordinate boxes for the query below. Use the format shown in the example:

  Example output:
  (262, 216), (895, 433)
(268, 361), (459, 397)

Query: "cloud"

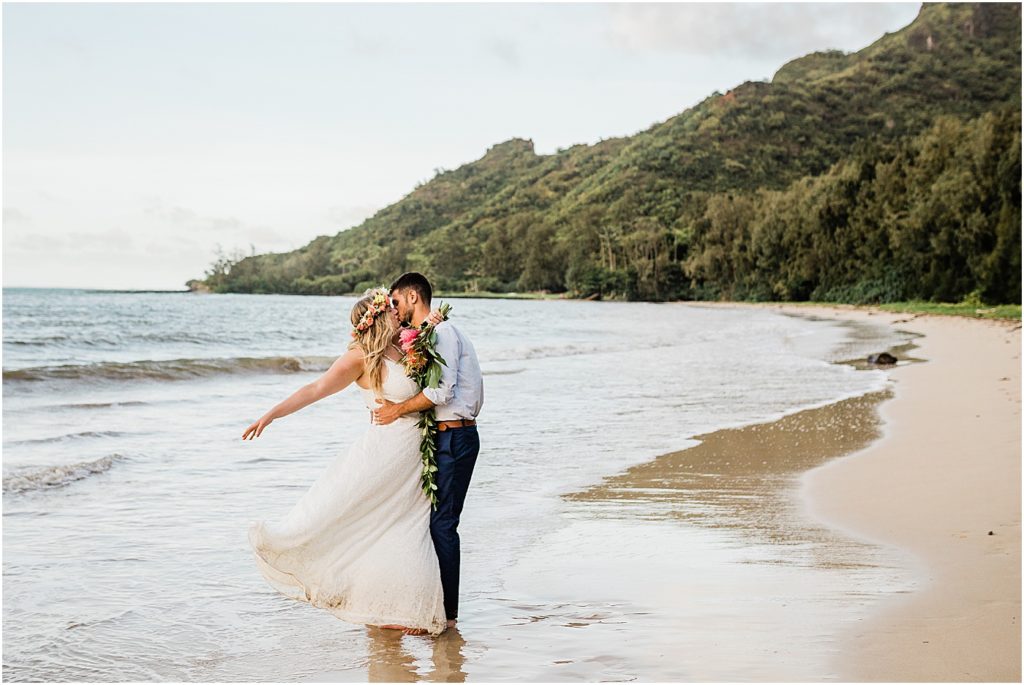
(139, 199), (296, 254)
(325, 203), (381, 228)
(31, 190), (73, 208)
(484, 36), (521, 68)
(59, 37), (91, 62)
(145, 204), (199, 225)
(144, 201), (245, 233)
(604, 3), (921, 60)
(66, 227), (137, 251)
(347, 28), (389, 57)
(5, 227), (136, 255)
(243, 225), (292, 246)
(209, 216), (243, 232)
(5, 231), (65, 252)
(143, 236), (205, 254)
(3, 207), (33, 226)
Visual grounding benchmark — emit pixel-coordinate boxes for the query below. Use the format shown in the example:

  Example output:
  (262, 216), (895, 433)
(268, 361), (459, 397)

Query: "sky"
(2, 1), (922, 290)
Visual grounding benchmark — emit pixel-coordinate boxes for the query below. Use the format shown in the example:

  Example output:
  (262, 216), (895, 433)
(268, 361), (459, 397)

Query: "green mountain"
(192, 2), (1021, 304)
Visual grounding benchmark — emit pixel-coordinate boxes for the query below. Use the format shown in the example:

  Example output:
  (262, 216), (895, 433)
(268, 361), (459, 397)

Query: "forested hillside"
(191, 3), (1021, 304)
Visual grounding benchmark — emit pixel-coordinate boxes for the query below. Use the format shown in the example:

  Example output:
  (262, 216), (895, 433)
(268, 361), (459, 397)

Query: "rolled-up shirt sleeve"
(422, 324), (459, 407)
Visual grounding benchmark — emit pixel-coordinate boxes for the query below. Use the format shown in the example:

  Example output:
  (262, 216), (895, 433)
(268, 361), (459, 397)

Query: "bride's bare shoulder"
(344, 343), (366, 363)
(332, 346), (369, 389)
(325, 346), (365, 379)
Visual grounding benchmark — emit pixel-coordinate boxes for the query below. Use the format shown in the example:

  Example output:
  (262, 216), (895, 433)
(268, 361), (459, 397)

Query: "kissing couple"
(243, 272), (484, 635)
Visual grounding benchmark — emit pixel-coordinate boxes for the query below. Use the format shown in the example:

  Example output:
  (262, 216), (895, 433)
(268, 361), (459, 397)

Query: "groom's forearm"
(394, 392), (436, 417)
(373, 391), (437, 426)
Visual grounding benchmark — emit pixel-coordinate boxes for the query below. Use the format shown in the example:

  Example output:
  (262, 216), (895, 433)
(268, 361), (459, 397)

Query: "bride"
(243, 288), (447, 636)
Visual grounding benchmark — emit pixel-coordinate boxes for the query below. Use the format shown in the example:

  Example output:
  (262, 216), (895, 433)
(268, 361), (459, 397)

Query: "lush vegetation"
(876, 300), (1021, 320)
(778, 299), (1022, 321)
(191, 3), (1021, 306)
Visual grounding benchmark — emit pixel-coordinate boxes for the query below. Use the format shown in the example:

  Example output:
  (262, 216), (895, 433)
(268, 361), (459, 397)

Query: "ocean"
(2, 288), (918, 681)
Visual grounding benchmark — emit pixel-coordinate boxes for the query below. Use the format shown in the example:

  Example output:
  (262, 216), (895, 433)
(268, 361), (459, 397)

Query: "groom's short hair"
(389, 272), (432, 305)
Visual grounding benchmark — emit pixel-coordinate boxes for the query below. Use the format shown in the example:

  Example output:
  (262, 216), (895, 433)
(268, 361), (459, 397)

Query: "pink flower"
(399, 328), (420, 350)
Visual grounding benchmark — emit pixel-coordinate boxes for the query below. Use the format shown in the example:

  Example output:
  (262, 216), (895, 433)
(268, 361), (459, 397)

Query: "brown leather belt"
(436, 419), (476, 432)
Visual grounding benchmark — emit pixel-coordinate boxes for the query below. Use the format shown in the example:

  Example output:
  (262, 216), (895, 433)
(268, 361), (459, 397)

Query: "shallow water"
(3, 289), (917, 681)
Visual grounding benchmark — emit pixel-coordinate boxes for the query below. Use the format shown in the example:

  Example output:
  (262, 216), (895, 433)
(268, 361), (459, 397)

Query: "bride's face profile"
(386, 304), (401, 332)
(350, 292), (398, 342)
(369, 306), (399, 339)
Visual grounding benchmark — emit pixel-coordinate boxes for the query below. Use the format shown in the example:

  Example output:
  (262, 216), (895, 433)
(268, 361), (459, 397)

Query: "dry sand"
(695, 302), (1021, 682)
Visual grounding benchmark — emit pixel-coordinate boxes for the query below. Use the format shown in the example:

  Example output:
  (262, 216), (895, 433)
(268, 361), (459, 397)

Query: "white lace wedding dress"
(248, 359), (447, 635)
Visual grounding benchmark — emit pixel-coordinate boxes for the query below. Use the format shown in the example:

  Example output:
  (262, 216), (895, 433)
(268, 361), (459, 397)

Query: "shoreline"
(567, 386), (903, 552)
(158, 283), (1024, 320)
(689, 301), (1022, 681)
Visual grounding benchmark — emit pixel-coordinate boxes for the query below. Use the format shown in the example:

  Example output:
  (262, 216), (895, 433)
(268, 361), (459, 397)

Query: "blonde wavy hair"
(348, 288), (398, 397)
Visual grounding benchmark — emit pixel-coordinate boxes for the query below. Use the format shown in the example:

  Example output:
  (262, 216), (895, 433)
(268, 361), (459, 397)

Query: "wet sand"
(694, 302), (1022, 681)
(567, 390), (897, 549)
(552, 390), (920, 681)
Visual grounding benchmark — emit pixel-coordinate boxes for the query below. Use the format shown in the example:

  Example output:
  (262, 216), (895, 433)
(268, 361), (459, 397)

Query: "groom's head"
(389, 272), (432, 326)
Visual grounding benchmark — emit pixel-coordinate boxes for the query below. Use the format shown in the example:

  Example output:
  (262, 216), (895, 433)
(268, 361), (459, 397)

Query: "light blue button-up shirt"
(422, 321), (484, 422)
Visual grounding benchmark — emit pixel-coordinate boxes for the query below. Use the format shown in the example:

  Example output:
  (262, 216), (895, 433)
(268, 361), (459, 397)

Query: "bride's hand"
(242, 415), (274, 440)
(426, 308), (445, 326)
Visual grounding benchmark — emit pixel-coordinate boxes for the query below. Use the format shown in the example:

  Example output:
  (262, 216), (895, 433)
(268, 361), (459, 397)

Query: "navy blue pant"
(430, 425), (480, 621)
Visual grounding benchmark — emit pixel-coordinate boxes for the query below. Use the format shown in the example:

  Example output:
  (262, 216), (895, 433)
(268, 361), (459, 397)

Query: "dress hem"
(250, 548), (446, 636)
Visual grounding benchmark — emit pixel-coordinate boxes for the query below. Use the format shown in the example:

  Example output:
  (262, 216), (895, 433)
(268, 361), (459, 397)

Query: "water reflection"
(426, 628), (468, 683)
(366, 627), (417, 682)
(365, 626), (467, 683)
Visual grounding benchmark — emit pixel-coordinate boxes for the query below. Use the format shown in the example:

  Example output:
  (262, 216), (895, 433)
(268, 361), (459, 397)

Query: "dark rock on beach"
(867, 352), (898, 365)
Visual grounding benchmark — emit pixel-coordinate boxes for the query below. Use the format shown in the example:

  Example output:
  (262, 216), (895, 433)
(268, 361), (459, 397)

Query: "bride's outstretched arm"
(242, 349), (364, 440)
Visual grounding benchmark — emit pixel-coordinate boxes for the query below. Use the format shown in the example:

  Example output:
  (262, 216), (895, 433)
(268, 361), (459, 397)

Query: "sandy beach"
(694, 302), (1021, 681)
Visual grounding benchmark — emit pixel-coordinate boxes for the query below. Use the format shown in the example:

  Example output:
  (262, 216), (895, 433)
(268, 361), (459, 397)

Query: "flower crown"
(351, 289), (390, 339)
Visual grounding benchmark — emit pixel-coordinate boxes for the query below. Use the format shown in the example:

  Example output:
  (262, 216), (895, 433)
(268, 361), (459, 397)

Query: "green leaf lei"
(403, 302), (451, 509)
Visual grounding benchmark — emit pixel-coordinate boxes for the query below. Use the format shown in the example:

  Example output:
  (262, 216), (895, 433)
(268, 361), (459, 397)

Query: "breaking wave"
(3, 454), (127, 494)
(8, 430), (129, 446)
(3, 355), (336, 384)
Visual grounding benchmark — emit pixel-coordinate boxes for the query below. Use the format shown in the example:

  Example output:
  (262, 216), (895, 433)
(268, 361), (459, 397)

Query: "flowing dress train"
(248, 359), (446, 635)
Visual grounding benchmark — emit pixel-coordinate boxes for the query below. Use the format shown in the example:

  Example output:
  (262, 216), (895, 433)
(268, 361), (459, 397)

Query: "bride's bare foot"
(380, 623), (427, 636)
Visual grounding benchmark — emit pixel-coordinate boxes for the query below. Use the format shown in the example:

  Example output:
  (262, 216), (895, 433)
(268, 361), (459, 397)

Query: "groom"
(373, 272), (484, 630)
